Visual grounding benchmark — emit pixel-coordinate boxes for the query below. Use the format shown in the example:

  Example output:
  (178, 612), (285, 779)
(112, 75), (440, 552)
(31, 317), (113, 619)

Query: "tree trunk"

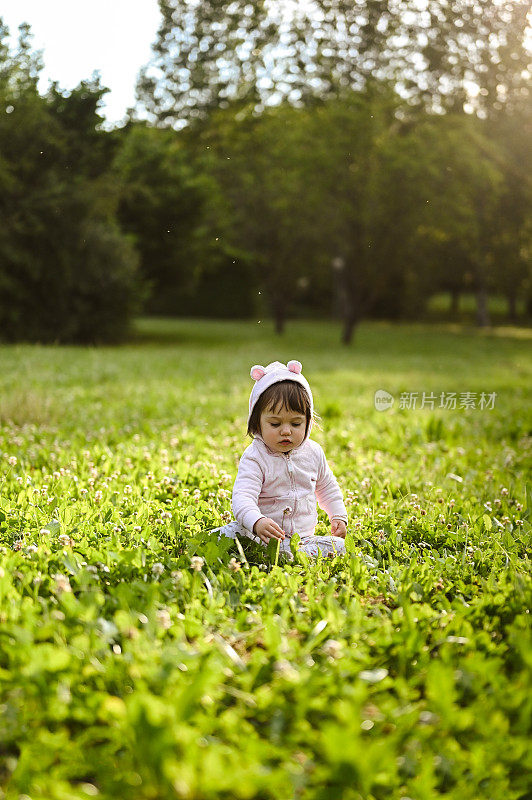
(475, 284), (491, 327)
(273, 302), (285, 335)
(339, 260), (365, 344)
(507, 292), (517, 323)
(341, 315), (359, 345)
(269, 290), (286, 335)
(450, 289), (460, 315)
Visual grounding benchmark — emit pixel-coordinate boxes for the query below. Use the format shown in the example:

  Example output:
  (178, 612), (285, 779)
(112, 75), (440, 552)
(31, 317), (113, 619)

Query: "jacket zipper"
(284, 452), (297, 536)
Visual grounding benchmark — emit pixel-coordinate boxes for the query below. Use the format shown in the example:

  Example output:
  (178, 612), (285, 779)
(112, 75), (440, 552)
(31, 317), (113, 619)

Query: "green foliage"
(0, 319), (530, 798)
(184, 89), (531, 338)
(0, 22), (141, 344)
(113, 122), (231, 316)
(136, 0), (531, 124)
(2, 17), (531, 338)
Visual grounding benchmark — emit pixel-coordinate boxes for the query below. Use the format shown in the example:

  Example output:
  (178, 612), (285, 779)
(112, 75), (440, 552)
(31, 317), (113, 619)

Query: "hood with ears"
(248, 360), (314, 444)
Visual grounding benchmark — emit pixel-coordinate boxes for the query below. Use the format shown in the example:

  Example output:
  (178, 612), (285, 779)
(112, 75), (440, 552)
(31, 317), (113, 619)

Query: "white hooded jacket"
(231, 360), (348, 537)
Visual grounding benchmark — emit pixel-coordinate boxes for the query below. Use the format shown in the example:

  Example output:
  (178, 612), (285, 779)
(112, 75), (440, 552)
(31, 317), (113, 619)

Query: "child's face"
(259, 404), (306, 453)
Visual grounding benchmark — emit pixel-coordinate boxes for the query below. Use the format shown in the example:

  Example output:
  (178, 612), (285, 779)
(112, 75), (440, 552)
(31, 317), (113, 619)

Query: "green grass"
(425, 292), (530, 323)
(0, 318), (531, 800)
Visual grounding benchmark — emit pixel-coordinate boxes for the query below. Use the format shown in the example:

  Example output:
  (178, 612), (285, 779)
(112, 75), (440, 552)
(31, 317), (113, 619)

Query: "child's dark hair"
(247, 380), (316, 439)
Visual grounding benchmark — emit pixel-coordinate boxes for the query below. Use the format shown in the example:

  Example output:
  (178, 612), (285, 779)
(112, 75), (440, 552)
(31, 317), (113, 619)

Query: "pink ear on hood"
(250, 365), (266, 381)
(287, 360), (302, 374)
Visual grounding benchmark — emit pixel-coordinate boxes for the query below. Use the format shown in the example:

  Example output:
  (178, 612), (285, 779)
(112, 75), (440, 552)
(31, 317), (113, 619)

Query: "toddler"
(212, 360), (348, 559)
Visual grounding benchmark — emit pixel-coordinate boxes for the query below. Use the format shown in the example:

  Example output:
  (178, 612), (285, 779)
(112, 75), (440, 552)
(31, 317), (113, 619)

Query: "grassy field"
(425, 293), (530, 324)
(0, 318), (531, 800)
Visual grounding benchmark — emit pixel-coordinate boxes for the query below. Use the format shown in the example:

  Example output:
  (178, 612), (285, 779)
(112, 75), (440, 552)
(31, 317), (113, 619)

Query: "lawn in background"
(425, 292), (530, 325)
(0, 319), (530, 799)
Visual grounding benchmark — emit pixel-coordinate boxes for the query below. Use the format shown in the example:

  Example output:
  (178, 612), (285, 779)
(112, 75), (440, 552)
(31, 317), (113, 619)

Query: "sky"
(1, 0), (162, 126)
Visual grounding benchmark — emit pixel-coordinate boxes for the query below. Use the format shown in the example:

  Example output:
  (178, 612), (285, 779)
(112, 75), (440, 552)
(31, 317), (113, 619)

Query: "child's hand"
(331, 519), (347, 538)
(253, 517), (286, 544)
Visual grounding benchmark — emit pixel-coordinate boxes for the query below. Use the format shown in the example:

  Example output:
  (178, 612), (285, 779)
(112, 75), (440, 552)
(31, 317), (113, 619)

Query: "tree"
(136, 0), (531, 127)
(484, 109), (532, 322)
(189, 99), (335, 333)
(295, 83), (426, 343)
(136, 0), (277, 127)
(403, 113), (510, 327)
(0, 20), (141, 343)
(113, 122), (222, 315)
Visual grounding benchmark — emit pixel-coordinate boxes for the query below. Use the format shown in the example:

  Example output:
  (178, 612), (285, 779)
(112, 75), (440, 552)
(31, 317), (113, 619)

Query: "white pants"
(211, 520), (346, 560)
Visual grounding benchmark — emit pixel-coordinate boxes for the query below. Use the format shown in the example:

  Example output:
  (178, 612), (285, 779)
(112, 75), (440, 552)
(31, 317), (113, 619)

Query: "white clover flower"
(52, 574), (72, 594)
(273, 660), (299, 681)
(39, 528), (50, 536)
(58, 534), (71, 547)
(124, 485), (133, 495)
(26, 544), (38, 553)
(152, 562), (165, 576)
(8, 456), (17, 466)
(171, 570), (183, 584)
(322, 639), (343, 658)
(190, 556), (204, 572)
(94, 490), (103, 503)
(228, 557), (241, 572)
(156, 609), (172, 629)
